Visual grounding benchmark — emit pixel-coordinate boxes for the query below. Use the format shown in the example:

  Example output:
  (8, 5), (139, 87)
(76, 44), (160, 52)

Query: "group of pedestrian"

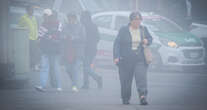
(19, 5), (102, 92)
(19, 5), (152, 106)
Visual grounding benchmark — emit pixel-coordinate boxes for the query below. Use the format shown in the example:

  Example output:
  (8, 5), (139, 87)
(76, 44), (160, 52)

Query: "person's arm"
(61, 25), (68, 39)
(143, 26), (153, 46)
(113, 27), (123, 64)
(19, 16), (27, 27)
(94, 24), (100, 43)
(81, 26), (86, 41)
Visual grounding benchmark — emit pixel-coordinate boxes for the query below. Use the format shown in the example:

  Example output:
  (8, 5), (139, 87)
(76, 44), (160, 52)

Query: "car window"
(143, 18), (183, 33)
(9, 12), (22, 25)
(191, 27), (207, 38)
(115, 16), (129, 30)
(93, 15), (112, 29)
(9, 6), (25, 25)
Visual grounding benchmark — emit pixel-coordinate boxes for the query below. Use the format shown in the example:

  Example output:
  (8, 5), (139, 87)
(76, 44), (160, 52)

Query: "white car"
(190, 23), (207, 64)
(92, 11), (205, 70)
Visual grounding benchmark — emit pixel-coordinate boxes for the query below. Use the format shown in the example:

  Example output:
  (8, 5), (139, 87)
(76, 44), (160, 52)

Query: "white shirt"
(129, 27), (141, 50)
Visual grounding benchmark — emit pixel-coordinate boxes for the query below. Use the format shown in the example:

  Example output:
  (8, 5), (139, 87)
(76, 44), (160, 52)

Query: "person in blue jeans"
(62, 13), (86, 92)
(38, 54), (62, 91)
(64, 58), (82, 92)
(35, 9), (63, 92)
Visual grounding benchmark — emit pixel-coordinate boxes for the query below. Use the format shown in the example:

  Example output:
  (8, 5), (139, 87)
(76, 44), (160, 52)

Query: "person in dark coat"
(80, 11), (103, 89)
(62, 13), (86, 92)
(113, 11), (153, 105)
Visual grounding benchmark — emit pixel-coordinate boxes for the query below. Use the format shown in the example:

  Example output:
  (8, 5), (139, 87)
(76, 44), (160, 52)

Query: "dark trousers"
(83, 55), (101, 87)
(118, 58), (148, 101)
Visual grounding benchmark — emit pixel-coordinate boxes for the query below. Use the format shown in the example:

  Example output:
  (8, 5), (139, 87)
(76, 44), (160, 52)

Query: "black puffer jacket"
(39, 21), (62, 55)
(84, 23), (100, 57)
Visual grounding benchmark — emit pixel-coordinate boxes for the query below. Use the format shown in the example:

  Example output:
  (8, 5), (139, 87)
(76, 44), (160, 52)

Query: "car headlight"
(160, 38), (178, 48)
(168, 41), (178, 48)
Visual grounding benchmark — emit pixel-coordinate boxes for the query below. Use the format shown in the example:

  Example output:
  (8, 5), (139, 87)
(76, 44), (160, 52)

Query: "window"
(9, 6), (25, 25)
(9, 6), (43, 26)
(115, 16), (129, 30)
(93, 15), (112, 29)
(143, 18), (183, 33)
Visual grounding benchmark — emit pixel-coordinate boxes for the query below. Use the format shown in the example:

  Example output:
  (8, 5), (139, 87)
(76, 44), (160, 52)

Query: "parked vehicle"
(190, 23), (207, 64)
(92, 11), (205, 71)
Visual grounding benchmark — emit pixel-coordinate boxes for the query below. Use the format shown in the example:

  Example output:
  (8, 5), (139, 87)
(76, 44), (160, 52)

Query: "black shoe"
(97, 77), (103, 89)
(122, 100), (130, 105)
(140, 97), (148, 105)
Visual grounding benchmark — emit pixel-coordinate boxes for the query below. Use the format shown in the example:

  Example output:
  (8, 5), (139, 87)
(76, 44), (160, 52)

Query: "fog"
(0, 0), (207, 110)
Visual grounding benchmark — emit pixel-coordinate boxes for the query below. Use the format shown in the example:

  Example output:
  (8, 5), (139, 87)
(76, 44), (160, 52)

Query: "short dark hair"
(26, 5), (33, 12)
(129, 11), (142, 21)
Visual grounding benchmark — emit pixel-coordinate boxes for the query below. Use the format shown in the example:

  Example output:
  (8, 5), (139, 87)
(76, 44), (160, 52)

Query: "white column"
(135, 0), (139, 11)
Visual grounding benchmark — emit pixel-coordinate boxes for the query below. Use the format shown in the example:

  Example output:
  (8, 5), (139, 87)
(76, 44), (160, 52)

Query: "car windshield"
(143, 18), (183, 33)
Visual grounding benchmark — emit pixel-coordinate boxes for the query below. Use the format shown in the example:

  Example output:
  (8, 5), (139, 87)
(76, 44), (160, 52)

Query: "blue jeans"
(39, 54), (61, 88)
(65, 59), (82, 87)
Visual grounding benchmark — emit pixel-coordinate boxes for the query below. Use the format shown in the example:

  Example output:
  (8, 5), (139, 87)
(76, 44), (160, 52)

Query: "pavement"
(0, 67), (207, 110)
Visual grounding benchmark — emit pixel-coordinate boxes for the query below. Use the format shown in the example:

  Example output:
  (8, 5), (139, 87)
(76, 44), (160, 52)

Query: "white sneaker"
(72, 86), (79, 92)
(35, 86), (46, 92)
(34, 65), (40, 72)
(57, 88), (63, 92)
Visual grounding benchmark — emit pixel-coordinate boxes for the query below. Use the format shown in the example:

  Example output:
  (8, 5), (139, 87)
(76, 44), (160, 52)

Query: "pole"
(53, 0), (63, 12)
(135, 0), (138, 11)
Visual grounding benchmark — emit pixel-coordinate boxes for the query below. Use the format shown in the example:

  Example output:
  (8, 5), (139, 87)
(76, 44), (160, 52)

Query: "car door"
(93, 14), (115, 41)
(92, 14), (115, 67)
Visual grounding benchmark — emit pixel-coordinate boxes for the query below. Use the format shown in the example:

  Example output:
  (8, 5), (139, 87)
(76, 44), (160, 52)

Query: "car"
(190, 23), (207, 64)
(92, 11), (205, 71)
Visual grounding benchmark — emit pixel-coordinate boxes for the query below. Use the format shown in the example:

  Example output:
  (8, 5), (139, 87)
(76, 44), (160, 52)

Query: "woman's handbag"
(143, 45), (152, 64)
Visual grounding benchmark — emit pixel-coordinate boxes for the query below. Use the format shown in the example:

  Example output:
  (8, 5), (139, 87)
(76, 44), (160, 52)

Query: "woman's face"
(130, 16), (142, 29)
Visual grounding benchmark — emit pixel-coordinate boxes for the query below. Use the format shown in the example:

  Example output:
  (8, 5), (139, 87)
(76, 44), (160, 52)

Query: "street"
(1, 0), (207, 110)
(0, 67), (207, 110)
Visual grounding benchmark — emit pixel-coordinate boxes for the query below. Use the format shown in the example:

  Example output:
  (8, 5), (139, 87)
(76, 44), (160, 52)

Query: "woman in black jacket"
(113, 11), (152, 105)
(80, 11), (102, 89)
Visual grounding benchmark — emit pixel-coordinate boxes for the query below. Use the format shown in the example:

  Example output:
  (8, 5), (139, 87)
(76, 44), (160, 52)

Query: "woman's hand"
(114, 58), (119, 65)
(143, 39), (148, 45)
